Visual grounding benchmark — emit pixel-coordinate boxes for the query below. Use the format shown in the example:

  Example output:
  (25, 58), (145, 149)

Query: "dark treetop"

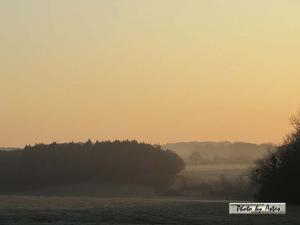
(0, 140), (185, 192)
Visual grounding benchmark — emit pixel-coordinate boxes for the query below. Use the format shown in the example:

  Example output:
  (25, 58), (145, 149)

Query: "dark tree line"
(250, 113), (300, 203)
(0, 140), (185, 192)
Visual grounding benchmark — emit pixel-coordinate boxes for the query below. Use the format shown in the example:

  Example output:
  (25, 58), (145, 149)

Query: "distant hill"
(163, 141), (273, 164)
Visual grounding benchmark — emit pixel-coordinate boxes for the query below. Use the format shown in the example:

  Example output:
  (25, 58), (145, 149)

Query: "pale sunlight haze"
(1, 0), (300, 147)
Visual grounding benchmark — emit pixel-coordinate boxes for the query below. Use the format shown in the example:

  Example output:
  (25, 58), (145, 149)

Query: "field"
(1, 164), (298, 224)
(0, 195), (299, 225)
(180, 163), (251, 182)
(174, 164), (253, 200)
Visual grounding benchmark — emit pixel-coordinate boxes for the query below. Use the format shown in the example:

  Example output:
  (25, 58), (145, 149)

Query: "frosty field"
(0, 195), (299, 225)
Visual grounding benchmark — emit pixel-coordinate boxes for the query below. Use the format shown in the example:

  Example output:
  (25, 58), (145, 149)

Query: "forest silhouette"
(250, 113), (300, 204)
(0, 140), (185, 192)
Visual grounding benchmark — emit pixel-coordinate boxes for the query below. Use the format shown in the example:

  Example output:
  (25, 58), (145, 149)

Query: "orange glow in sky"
(1, 0), (300, 147)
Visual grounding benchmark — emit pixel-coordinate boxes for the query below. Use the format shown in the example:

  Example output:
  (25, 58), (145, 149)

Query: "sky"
(1, 0), (300, 147)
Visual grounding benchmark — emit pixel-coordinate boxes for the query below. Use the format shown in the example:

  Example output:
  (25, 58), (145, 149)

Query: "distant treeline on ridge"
(0, 140), (185, 192)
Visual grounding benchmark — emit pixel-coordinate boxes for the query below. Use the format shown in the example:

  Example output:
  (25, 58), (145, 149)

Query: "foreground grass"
(0, 195), (299, 225)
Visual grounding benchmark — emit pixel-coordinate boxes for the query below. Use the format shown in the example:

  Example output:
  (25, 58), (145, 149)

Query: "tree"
(250, 111), (300, 203)
(0, 140), (185, 192)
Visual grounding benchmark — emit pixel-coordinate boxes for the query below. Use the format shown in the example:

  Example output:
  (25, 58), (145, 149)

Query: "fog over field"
(0, 147), (19, 151)
(1, 0), (300, 224)
(163, 141), (271, 165)
(161, 141), (271, 200)
(0, 141), (271, 201)
(0, 139), (299, 225)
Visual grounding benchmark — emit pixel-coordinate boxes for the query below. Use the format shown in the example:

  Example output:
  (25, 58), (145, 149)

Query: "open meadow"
(180, 163), (250, 182)
(0, 195), (299, 225)
(1, 164), (298, 225)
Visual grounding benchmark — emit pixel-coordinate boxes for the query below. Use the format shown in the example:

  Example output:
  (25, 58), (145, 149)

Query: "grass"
(0, 195), (299, 225)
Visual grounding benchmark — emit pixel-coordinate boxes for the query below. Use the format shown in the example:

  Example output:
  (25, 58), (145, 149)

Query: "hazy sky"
(1, 0), (300, 147)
